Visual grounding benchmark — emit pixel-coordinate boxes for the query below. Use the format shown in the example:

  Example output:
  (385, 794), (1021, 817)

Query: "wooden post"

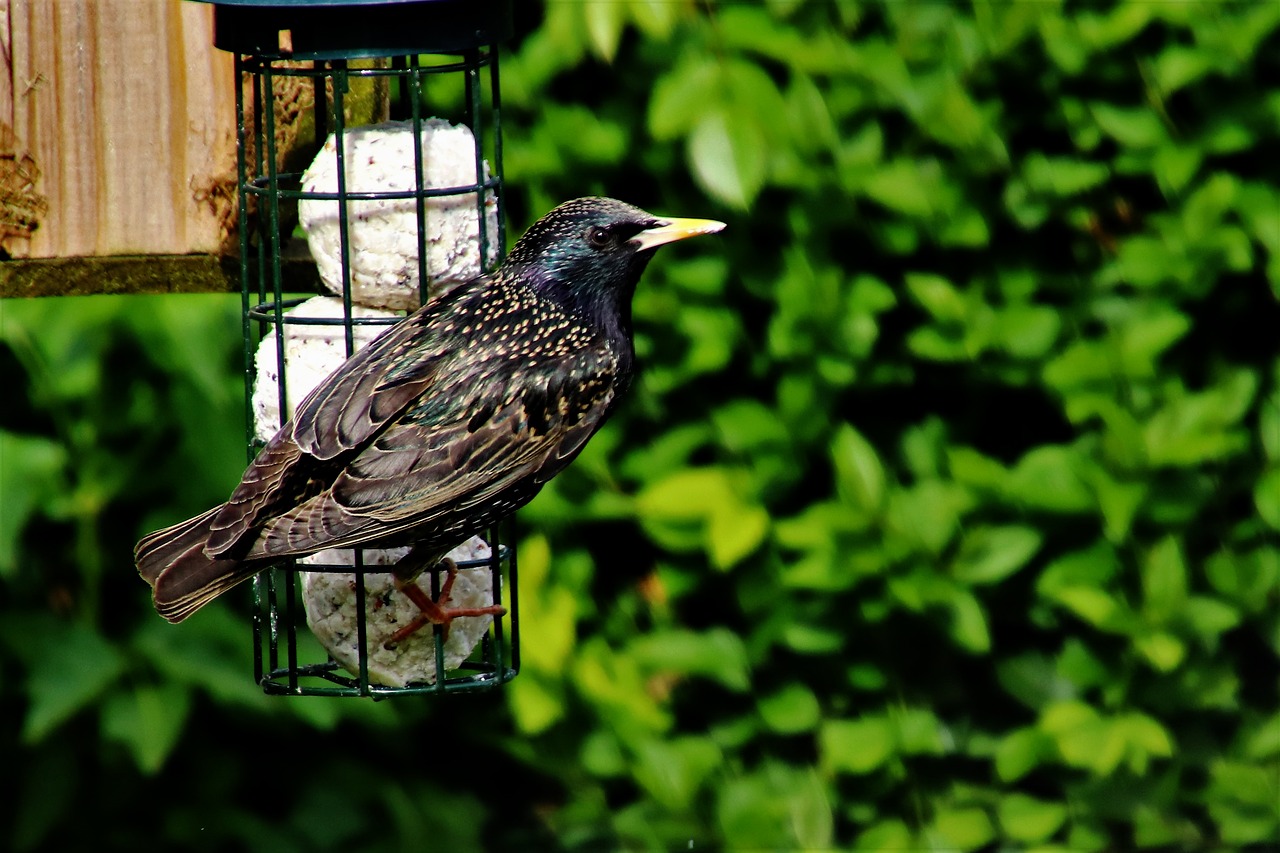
(1, 0), (239, 295)
(0, 1), (391, 297)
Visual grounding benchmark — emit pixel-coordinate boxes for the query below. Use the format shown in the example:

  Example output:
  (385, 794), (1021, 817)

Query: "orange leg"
(383, 557), (506, 650)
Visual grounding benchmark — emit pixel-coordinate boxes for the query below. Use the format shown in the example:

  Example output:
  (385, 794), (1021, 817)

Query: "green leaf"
(1143, 370), (1257, 466)
(999, 793), (1068, 843)
(1182, 596), (1242, 644)
(627, 0), (679, 39)
(837, 121), (885, 183)
(930, 807), (995, 852)
(1057, 638), (1111, 690)
(688, 110), (767, 209)
(939, 206), (992, 247)
(775, 544), (875, 592)
(1152, 45), (1216, 93)
(583, 0), (626, 61)
(1110, 235), (1182, 289)
(512, 536), (578, 680)
(1256, 467), (1280, 531)
(1119, 712), (1174, 766)
(821, 716), (894, 774)
(997, 303), (1061, 358)
(948, 446), (1009, 492)
(781, 623), (844, 655)
(886, 480), (970, 555)
(831, 423), (886, 514)
(1133, 807), (1194, 848)
(998, 652), (1075, 710)
(1244, 714), (1280, 760)
(1040, 14), (1088, 73)
(1181, 172), (1238, 241)
(649, 58), (721, 141)
(758, 683), (821, 734)
(1040, 701), (1126, 776)
(5, 617), (127, 743)
(510, 676), (564, 736)
(787, 72), (839, 152)
(862, 159), (939, 218)
(572, 638), (671, 735)
(1043, 338), (1113, 390)
(1087, 467), (1147, 542)
(716, 763), (834, 851)
(953, 525), (1043, 585)
(131, 608), (273, 711)
(580, 730), (627, 777)
(1038, 540), (1120, 593)
(1078, 4), (1154, 50)
(716, 772), (791, 849)
(0, 431), (68, 578)
(1154, 143), (1203, 194)
(908, 325), (970, 362)
(855, 820), (915, 851)
(926, 78), (994, 152)
(539, 104), (628, 166)
(781, 765), (835, 850)
(1119, 308), (1192, 368)
(1049, 586), (1130, 633)
(1205, 547), (1280, 608)
(1090, 102), (1166, 148)
(707, 502), (769, 569)
(995, 727), (1053, 782)
(1022, 152), (1109, 196)
(905, 272), (966, 323)
(1135, 631), (1186, 672)
(893, 707), (946, 755)
(712, 399), (789, 452)
(1206, 761), (1280, 844)
(948, 589), (992, 653)
(632, 736), (723, 811)
(100, 684), (192, 774)
(1007, 445), (1093, 512)
(846, 663), (888, 691)
(1142, 535), (1188, 623)
(629, 627), (751, 692)
(634, 467), (736, 521)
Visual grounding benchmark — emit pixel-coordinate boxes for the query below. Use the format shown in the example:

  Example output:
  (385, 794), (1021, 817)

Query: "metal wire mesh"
(232, 37), (517, 697)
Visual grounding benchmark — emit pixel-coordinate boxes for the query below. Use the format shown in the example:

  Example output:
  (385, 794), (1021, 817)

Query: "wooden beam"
(2, 0), (237, 259)
(0, 254), (326, 298)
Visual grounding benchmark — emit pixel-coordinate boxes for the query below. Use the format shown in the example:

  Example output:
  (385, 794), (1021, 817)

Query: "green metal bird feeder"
(199, 0), (518, 697)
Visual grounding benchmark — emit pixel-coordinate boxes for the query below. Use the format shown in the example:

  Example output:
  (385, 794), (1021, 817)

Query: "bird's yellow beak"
(630, 217), (727, 252)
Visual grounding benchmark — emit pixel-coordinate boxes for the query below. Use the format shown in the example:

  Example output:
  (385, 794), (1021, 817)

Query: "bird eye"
(586, 226), (612, 249)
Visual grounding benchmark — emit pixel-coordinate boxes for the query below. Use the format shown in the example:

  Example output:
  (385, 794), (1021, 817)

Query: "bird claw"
(382, 557), (506, 650)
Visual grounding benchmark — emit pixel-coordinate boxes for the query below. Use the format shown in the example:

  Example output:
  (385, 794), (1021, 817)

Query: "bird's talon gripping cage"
(203, 0), (517, 697)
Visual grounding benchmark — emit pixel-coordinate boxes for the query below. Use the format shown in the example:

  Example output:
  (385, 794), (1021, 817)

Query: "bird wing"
(246, 348), (619, 558)
(203, 297), (457, 557)
(291, 307), (451, 460)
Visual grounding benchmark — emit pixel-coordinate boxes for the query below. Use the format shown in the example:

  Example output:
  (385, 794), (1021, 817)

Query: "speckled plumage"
(136, 197), (724, 626)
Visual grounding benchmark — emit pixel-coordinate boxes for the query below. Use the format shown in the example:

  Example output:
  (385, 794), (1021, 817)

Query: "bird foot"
(383, 557), (506, 650)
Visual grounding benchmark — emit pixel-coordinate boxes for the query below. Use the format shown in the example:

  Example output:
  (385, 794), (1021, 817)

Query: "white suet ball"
(251, 296), (400, 445)
(300, 538), (498, 687)
(298, 119), (499, 310)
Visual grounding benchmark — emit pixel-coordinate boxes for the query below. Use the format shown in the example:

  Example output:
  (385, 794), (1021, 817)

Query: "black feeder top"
(196, 0), (514, 59)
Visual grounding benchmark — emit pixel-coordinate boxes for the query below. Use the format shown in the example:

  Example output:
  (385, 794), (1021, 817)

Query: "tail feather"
(135, 507), (261, 623)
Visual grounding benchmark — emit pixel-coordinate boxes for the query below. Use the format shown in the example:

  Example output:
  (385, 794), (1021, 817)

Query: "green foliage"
(3, 1), (1279, 850)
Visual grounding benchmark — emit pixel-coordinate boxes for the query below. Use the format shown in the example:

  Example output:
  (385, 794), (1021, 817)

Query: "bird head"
(504, 197), (725, 334)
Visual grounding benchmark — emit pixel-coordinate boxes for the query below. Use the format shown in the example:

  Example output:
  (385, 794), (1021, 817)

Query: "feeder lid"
(194, 0), (512, 59)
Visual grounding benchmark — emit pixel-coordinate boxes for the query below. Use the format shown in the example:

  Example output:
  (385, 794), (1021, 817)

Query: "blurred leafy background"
(2, 1), (1279, 850)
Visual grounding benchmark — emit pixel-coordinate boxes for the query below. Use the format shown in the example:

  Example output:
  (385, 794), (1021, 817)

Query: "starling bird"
(136, 197), (724, 643)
